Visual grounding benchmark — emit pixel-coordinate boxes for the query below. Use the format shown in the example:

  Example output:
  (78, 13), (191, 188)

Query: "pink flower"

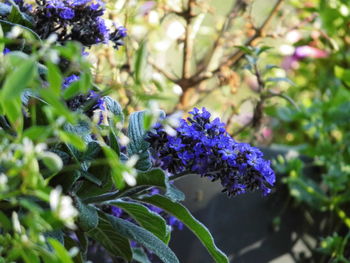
(282, 45), (328, 70)
(294, 45), (328, 59)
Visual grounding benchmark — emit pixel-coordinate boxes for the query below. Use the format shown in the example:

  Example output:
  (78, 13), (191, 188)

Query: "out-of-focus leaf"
(266, 77), (295, 86)
(48, 239), (74, 263)
(46, 62), (62, 96)
(335, 65), (350, 86)
(134, 41), (148, 84)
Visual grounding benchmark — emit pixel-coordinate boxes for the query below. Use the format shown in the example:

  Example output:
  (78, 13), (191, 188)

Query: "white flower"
(50, 187), (78, 229)
(7, 26), (22, 39)
(122, 170), (137, 186)
(46, 33), (58, 44)
(172, 84), (183, 95)
(12, 212), (22, 233)
(166, 20), (185, 40)
(286, 150), (299, 161)
(166, 111), (183, 128)
(122, 155), (139, 186)
(119, 133), (130, 146)
(164, 124), (177, 137)
(126, 155), (139, 168)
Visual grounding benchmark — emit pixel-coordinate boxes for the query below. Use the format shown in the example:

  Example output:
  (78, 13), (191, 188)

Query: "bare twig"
(196, 0), (247, 74)
(266, 90), (300, 111)
(182, 0), (196, 80)
(191, 0), (284, 87)
(148, 58), (178, 82)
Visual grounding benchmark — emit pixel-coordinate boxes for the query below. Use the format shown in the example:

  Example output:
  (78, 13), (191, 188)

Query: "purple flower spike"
(146, 108), (276, 196)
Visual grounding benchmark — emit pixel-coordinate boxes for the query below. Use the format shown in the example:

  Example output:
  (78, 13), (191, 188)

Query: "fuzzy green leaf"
(138, 195), (229, 263)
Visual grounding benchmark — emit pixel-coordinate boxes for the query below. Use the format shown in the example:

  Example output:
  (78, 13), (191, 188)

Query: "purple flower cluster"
(146, 108), (275, 196)
(62, 75), (105, 119)
(7, 0), (127, 48)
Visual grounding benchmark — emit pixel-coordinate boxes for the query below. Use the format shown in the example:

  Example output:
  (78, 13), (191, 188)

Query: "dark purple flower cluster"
(146, 108), (275, 196)
(62, 75), (105, 121)
(8, 0), (126, 48)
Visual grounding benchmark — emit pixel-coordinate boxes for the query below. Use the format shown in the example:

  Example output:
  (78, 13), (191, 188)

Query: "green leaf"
(80, 171), (102, 186)
(75, 140), (102, 163)
(59, 131), (86, 151)
(127, 111), (151, 171)
(38, 88), (75, 123)
(64, 121), (91, 140)
(109, 129), (120, 157)
(132, 247), (152, 263)
(335, 65), (350, 85)
(103, 96), (124, 125)
(0, 24), (4, 54)
(46, 62), (62, 96)
(136, 168), (166, 187)
(1, 59), (36, 100)
(138, 195), (229, 263)
(23, 126), (51, 141)
(103, 212), (180, 263)
(108, 200), (169, 243)
(266, 77), (295, 86)
(235, 45), (253, 55)
(256, 45), (272, 55)
(6, 1), (34, 28)
(87, 213), (132, 261)
(21, 248), (40, 263)
(0, 211), (11, 230)
(1, 96), (22, 127)
(41, 152), (63, 173)
(45, 230), (64, 247)
(134, 41), (148, 84)
(165, 183), (185, 202)
(135, 169), (185, 202)
(63, 235), (84, 263)
(102, 145), (125, 189)
(75, 198), (98, 232)
(77, 145), (113, 198)
(63, 81), (81, 100)
(48, 239), (74, 263)
(79, 72), (92, 94)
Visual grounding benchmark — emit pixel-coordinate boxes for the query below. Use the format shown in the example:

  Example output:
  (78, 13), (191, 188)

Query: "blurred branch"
(196, 0), (248, 74)
(173, 0), (284, 109)
(182, 0), (196, 80)
(266, 90), (300, 111)
(148, 58), (178, 82)
(191, 0), (284, 87)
